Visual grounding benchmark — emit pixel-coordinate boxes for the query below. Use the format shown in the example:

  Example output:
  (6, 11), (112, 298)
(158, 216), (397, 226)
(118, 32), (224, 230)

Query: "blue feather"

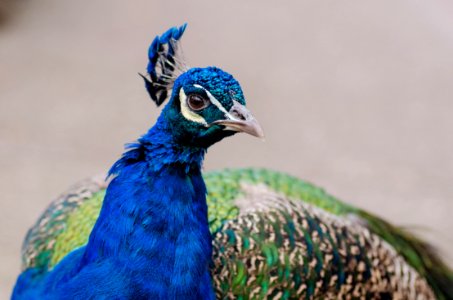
(13, 24), (251, 299)
(13, 114), (214, 299)
(143, 24), (187, 106)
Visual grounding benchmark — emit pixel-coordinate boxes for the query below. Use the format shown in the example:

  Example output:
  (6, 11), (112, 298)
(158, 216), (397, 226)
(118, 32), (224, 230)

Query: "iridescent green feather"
(21, 168), (452, 299)
(357, 210), (453, 299)
(50, 191), (104, 266)
(23, 169), (354, 270)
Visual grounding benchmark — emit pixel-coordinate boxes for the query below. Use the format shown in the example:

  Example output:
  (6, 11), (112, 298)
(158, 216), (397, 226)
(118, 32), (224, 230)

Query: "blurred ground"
(1, 0), (452, 297)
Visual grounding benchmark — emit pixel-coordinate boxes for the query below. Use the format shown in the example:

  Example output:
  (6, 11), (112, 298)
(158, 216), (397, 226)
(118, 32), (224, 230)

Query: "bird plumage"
(141, 23), (188, 106)
(12, 25), (453, 299)
(16, 169), (453, 299)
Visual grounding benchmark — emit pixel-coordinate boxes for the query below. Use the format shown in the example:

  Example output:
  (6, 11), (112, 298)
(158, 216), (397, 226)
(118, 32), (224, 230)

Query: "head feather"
(140, 24), (188, 106)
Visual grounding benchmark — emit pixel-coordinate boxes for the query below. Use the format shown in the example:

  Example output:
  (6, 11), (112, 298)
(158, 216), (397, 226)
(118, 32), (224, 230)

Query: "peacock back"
(21, 168), (452, 299)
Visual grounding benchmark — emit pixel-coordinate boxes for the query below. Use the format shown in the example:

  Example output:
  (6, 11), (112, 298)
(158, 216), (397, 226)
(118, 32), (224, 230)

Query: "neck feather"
(80, 117), (212, 297)
(109, 116), (206, 176)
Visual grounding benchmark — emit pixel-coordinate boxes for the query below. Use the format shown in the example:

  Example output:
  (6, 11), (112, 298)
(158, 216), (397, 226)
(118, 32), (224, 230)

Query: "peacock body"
(12, 25), (452, 299)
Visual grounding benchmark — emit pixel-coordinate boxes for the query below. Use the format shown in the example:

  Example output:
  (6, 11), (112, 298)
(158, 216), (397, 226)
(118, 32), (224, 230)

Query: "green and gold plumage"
(21, 168), (452, 299)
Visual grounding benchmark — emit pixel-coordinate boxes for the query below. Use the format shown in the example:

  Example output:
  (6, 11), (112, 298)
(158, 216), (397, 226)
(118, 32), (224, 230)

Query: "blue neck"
(109, 115), (207, 174)
(81, 117), (213, 298)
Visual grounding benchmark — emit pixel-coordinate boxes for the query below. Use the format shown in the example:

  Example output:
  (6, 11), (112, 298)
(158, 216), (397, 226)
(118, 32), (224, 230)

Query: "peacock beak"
(210, 100), (265, 139)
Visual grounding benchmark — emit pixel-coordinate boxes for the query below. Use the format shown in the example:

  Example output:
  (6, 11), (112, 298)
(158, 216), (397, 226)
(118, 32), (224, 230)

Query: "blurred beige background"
(1, 0), (453, 297)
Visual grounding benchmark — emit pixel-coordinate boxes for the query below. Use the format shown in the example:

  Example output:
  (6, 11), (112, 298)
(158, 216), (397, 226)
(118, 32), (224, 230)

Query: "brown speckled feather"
(20, 169), (450, 299)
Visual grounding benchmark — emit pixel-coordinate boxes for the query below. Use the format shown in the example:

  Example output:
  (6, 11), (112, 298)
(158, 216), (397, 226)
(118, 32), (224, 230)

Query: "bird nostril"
(230, 109), (246, 121)
(227, 100), (252, 122)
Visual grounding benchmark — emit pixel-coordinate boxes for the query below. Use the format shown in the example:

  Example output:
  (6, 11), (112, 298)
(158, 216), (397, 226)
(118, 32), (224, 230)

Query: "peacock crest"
(140, 24), (188, 106)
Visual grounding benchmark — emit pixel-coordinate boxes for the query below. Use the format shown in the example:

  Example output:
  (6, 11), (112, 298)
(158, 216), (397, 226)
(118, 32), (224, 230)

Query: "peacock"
(12, 24), (453, 300)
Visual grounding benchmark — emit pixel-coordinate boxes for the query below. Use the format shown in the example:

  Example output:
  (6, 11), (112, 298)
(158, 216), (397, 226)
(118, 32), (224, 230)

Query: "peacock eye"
(187, 94), (210, 111)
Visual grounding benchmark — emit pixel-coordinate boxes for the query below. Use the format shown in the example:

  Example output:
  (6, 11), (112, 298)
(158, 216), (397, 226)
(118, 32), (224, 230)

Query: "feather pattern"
(141, 23), (188, 106)
(19, 169), (452, 299)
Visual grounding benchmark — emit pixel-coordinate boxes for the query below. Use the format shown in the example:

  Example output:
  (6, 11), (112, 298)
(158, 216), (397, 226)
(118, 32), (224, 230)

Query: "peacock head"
(140, 24), (264, 148)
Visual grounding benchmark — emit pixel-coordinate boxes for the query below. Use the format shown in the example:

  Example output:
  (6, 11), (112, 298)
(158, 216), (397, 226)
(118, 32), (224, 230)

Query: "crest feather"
(140, 24), (188, 106)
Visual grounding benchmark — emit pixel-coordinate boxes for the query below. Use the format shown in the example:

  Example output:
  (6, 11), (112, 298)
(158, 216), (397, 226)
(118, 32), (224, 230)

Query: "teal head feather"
(140, 24), (263, 149)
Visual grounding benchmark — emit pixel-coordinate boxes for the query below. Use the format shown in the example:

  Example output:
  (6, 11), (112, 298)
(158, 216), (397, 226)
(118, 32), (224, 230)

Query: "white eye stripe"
(193, 84), (237, 121)
(179, 88), (208, 125)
